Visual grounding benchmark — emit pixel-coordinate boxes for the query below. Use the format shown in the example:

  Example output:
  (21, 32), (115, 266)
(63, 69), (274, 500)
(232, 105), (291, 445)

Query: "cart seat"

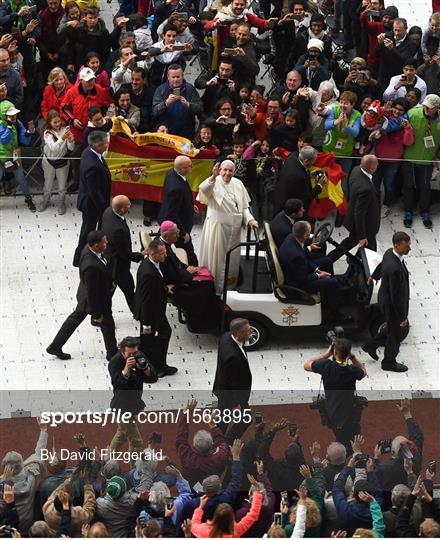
(264, 222), (320, 305)
(139, 231), (188, 265)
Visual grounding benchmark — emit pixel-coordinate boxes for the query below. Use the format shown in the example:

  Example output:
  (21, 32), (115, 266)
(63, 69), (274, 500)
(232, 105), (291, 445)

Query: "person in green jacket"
(401, 94), (440, 229)
(0, 100), (35, 211)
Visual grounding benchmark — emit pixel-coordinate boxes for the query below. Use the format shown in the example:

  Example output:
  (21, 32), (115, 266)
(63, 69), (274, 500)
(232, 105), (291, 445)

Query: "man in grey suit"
(329, 155), (380, 262)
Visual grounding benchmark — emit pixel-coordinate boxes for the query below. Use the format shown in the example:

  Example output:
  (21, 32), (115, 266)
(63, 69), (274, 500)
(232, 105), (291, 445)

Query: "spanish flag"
(308, 152), (348, 218)
(107, 120), (216, 203)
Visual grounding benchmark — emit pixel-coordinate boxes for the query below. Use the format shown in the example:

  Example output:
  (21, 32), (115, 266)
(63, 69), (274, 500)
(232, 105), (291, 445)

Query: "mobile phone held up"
(288, 423), (298, 437)
(378, 439), (392, 454)
(172, 87), (181, 96)
(254, 412), (263, 424)
(151, 431), (162, 444)
(427, 461), (436, 475)
(274, 512), (282, 526)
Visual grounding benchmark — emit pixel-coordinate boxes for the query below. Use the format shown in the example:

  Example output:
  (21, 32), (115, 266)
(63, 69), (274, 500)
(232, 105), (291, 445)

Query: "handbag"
(192, 267), (215, 281)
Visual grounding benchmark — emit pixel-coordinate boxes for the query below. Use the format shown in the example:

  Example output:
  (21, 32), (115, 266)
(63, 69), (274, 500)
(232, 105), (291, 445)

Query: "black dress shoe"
(332, 312), (354, 323)
(362, 344), (379, 361)
(381, 362), (408, 373)
(46, 345), (71, 360)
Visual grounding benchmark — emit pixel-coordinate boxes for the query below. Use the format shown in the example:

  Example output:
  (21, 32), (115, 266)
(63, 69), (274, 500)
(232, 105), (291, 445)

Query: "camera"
(166, 496), (174, 510)
(216, 77), (228, 84)
(309, 395), (329, 426)
(254, 412), (263, 424)
(2, 526), (13, 538)
(325, 326), (344, 345)
(427, 460), (436, 475)
(133, 350), (149, 369)
(288, 422), (298, 437)
(354, 453), (369, 468)
(273, 512), (282, 526)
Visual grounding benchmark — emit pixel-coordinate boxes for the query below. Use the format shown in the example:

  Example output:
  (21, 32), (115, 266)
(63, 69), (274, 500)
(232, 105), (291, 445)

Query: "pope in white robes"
(197, 160), (259, 295)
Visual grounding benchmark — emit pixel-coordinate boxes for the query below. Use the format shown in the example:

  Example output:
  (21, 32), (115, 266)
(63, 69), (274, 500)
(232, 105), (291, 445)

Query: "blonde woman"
(41, 68), (73, 119)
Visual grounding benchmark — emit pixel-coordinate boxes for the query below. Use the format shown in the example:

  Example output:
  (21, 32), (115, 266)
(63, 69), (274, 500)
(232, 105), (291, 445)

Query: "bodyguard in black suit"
(213, 318), (253, 441)
(46, 230), (118, 361)
(329, 155), (380, 262)
(134, 240), (178, 378)
(108, 337), (158, 452)
(157, 156), (198, 266)
(73, 131), (112, 267)
(270, 198), (305, 248)
(102, 196), (143, 313)
(363, 232), (411, 373)
(272, 147), (326, 215)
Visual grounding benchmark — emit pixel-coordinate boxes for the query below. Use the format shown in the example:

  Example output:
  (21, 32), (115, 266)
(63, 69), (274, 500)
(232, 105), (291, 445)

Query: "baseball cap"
(422, 94), (440, 109)
(79, 67), (96, 82)
(6, 106), (20, 116)
(106, 475), (126, 500)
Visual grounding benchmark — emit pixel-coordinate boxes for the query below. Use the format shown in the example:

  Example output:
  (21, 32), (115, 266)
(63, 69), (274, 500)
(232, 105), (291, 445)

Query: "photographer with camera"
(108, 337), (158, 453)
(304, 336), (367, 454)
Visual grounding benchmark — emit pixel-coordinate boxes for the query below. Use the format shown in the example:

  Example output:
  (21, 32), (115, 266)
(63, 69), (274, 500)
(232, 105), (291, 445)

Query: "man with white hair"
(175, 399), (229, 485)
(197, 161), (258, 294)
(158, 155), (198, 266)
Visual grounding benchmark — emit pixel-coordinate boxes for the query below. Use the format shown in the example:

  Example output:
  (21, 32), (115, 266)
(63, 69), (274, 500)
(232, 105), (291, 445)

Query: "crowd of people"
(0, 398), (439, 538)
(1, 0), (439, 536)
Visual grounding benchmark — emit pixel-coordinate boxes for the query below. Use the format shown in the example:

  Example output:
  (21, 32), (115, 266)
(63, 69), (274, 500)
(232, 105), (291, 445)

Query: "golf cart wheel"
(245, 321), (268, 351)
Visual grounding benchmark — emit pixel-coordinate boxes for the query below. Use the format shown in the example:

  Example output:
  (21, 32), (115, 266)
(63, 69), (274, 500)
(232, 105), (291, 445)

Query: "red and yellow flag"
(107, 125), (216, 204)
(308, 152), (348, 218)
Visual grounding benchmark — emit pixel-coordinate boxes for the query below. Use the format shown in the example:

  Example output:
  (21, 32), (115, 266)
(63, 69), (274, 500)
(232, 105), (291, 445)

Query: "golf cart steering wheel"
(314, 222), (334, 246)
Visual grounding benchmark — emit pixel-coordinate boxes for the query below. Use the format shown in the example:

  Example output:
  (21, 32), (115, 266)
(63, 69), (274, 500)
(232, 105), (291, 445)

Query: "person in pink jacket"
(191, 475), (263, 538)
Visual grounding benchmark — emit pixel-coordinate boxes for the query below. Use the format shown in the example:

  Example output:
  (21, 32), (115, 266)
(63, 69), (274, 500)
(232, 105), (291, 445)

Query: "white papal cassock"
(197, 175), (255, 295)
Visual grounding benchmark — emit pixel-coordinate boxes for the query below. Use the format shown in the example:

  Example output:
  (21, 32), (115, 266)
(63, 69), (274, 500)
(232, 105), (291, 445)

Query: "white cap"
(422, 94), (440, 109)
(6, 106), (20, 116)
(79, 67), (96, 82)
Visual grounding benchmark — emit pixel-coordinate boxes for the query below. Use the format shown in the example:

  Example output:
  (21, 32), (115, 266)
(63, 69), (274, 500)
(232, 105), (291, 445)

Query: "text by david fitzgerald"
(40, 448), (163, 464)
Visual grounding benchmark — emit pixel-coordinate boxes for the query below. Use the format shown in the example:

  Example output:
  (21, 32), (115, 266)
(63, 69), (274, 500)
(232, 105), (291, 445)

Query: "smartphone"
(165, 496), (174, 510)
(29, 5), (38, 13)
(134, 54), (145, 61)
(177, 11), (188, 20)
(152, 431), (162, 444)
(427, 461), (437, 475)
(288, 423), (298, 437)
(292, 13), (302, 20)
(281, 491), (288, 504)
(356, 72), (365, 83)
(172, 87), (181, 96)
(254, 412), (263, 424)
(223, 47), (236, 56)
(378, 439), (392, 454)
(172, 44), (186, 51)
(274, 512), (282, 526)
(217, 77), (228, 84)
(225, 117), (237, 125)
(400, 75), (407, 81)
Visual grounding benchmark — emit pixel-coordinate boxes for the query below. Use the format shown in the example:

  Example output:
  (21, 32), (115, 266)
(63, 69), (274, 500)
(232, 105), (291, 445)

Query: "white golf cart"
(221, 221), (387, 350)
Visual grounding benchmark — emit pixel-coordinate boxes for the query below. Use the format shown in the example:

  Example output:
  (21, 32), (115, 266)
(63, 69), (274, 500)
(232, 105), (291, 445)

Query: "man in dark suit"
(272, 147), (326, 215)
(134, 240), (178, 378)
(46, 230), (118, 361)
(108, 336), (158, 452)
(73, 131), (111, 267)
(362, 232), (411, 373)
(102, 195), (143, 314)
(280, 221), (352, 322)
(329, 155), (380, 262)
(157, 156), (198, 266)
(270, 198), (305, 248)
(159, 221), (220, 332)
(213, 318), (253, 442)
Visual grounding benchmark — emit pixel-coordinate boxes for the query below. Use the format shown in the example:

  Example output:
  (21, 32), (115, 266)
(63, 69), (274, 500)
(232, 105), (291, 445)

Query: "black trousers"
(366, 315), (403, 366)
(140, 317), (172, 372)
(73, 209), (101, 267)
(328, 229), (377, 262)
(217, 398), (250, 445)
(50, 306), (117, 360)
(331, 418), (361, 455)
(306, 277), (343, 312)
(175, 236), (198, 267)
(401, 162), (433, 214)
(114, 268), (135, 314)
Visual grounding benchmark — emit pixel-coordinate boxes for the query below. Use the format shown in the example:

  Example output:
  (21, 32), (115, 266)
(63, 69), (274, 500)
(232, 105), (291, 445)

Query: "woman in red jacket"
(191, 476), (263, 538)
(41, 68), (73, 119)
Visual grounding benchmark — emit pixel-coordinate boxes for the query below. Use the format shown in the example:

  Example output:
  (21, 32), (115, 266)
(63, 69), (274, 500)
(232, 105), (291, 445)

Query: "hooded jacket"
(0, 100), (30, 164)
